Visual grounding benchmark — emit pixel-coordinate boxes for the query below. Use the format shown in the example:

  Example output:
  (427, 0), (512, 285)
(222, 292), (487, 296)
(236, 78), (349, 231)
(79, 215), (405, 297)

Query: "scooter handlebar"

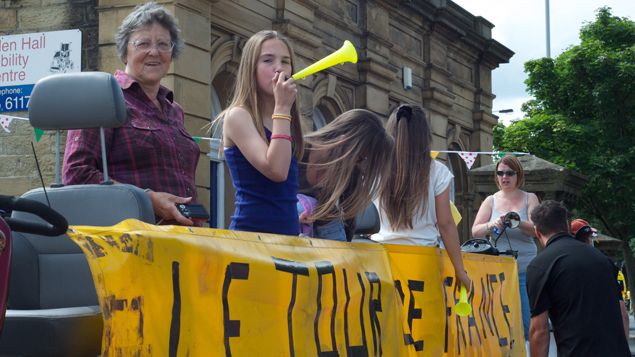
(0, 195), (68, 236)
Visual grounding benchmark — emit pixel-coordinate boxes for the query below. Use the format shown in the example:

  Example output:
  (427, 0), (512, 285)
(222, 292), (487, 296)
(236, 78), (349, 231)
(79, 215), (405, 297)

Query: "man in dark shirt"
(527, 200), (630, 357)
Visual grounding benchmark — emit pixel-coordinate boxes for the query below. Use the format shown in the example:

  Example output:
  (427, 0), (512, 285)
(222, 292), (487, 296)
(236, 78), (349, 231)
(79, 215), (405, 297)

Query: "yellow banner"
(386, 245), (524, 357)
(68, 219), (525, 356)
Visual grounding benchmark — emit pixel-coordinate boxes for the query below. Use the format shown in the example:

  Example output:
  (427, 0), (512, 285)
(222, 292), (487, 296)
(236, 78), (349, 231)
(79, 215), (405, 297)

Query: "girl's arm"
(436, 188), (471, 289)
(471, 195), (494, 238)
(224, 73), (296, 182)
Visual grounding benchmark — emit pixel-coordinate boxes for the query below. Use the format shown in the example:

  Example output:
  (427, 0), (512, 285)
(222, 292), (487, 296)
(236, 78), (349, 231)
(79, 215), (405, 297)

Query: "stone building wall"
(0, 0), (99, 196)
(204, 0), (512, 236)
(0, 0), (513, 238)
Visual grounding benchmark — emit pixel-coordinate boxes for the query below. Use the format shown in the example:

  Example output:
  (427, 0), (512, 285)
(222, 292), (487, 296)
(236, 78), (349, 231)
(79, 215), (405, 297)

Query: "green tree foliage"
(494, 7), (635, 241)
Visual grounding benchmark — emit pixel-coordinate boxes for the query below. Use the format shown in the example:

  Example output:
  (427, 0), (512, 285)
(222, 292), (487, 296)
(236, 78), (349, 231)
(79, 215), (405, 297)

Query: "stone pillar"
(356, 1), (397, 117)
(272, 1), (322, 133)
(171, 0), (212, 210)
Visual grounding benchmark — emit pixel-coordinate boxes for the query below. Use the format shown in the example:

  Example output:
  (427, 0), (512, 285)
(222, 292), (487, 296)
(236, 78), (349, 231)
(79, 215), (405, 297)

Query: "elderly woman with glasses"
(471, 154), (540, 344)
(63, 2), (200, 226)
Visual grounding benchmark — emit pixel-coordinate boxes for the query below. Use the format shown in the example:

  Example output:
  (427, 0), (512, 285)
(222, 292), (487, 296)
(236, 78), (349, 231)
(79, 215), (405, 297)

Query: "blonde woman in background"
(471, 155), (539, 343)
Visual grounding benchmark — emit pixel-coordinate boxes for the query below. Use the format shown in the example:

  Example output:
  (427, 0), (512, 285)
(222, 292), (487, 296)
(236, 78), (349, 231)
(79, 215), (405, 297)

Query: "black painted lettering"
(273, 257), (310, 357)
(487, 274), (505, 347)
(498, 272), (513, 350)
(366, 272), (382, 356)
(394, 280), (405, 302)
(344, 270), (368, 356)
(478, 276), (494, 338)
(169, 261), (181, 357)
(453, 282), (467, 355)
(84, 236), (106, 257)
(315, 261), (339, 356)
(465, 284), (482, 347)
(222, 262), (250, 357)
(405, 280), (424, 351)
(443, 276), (453, 353)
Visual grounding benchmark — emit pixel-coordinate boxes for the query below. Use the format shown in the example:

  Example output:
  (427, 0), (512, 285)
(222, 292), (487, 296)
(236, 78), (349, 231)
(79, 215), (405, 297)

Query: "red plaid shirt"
(63, 70), (200, 201)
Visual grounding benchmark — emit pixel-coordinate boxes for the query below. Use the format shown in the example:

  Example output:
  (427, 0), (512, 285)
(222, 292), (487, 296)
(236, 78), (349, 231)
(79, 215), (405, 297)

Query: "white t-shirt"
(371, 160), (454, 246)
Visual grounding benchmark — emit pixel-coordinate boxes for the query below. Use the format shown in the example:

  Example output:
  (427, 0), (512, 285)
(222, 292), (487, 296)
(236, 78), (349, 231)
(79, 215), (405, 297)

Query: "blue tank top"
(224, 129), (300, 236)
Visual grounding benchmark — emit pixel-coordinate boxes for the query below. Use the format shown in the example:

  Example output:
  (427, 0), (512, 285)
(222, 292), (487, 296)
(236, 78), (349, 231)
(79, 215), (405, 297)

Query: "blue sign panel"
(0, 84), (34, 113)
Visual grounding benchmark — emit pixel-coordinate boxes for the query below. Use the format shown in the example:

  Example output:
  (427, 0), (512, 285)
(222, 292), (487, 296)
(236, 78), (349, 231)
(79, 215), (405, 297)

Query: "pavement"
(630, 314), (635, 356)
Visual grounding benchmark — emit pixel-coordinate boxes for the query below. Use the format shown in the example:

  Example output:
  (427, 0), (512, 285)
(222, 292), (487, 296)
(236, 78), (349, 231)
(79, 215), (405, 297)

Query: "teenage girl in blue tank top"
(217, 30), (304, 235)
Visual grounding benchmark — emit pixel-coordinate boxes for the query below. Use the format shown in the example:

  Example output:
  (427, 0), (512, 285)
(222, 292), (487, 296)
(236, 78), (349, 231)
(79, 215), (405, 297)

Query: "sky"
(452, 0), (634, 124)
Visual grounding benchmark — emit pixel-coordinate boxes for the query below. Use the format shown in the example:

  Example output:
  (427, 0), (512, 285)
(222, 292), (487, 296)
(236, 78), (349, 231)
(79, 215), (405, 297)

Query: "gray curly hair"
(115, 2), (184, 62)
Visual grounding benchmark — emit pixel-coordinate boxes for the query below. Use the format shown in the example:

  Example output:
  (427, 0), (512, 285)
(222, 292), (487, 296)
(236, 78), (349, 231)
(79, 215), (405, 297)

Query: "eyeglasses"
(496, 170), (517, 177)
(130, 39), (174, 53)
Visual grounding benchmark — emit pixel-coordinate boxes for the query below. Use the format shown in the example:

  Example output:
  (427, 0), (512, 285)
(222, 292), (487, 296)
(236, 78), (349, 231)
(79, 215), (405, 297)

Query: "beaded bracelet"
(271, 134), (293, 142)
(272, 113), (292, 121)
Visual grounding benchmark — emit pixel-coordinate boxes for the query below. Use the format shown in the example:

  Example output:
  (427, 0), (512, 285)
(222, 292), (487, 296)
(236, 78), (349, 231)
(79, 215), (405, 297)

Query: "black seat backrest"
(9, 185), (154, 309)
(353, 203), (380, 239)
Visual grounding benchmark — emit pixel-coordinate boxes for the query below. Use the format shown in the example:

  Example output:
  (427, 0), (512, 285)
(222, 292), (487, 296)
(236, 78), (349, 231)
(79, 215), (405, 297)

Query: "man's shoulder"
(527, 234), (575, 271)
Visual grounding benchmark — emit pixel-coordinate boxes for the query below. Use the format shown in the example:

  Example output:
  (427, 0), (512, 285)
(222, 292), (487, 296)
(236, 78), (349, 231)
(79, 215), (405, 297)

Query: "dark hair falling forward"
(381, 104), (432, 230)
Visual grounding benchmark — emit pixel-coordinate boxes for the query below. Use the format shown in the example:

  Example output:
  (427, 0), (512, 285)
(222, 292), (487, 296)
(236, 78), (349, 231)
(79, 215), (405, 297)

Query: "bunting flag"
(0, 114), (29, 133)
(33, 128), (44, 142)
(0, 116), (12, 133)
(432, 150), (530, 170)
(457, 151), (477, 169)
(189, 137), (531, 171)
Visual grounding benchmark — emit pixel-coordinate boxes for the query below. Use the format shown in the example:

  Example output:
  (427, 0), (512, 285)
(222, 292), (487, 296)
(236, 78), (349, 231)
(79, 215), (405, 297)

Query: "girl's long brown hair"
(380, 104), (432, 230)
(304, 109), (393, 221)
(214, 30), (303, 158)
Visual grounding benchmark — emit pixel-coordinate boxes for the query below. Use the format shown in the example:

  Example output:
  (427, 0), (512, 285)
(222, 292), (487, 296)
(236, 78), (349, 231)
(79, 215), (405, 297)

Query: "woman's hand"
(147, 191), (194, 226)
(490, 215), (504, 232)
(457, 270), (471, 290)
(299, 211), (315, 225)
(272, 71), (297, 114)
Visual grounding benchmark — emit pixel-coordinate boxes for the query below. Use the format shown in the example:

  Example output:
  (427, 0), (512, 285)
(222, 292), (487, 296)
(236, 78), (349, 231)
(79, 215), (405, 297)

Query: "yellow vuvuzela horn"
(454, 285), (472, 317)
(292, 40), (357, 80)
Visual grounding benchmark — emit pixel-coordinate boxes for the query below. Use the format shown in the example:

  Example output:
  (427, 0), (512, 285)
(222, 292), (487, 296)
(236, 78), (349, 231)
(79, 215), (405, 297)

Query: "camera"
(503, 211), (521, 228)
(175, 203), (209, 222)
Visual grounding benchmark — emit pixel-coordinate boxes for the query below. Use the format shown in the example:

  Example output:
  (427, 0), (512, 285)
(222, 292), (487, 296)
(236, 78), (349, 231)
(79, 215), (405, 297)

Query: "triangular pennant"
(450, 201), (462, 225)
(0, 116), (13, 133)
(430, 150), (439, 159)
(457, 151), (477, 169)
(34, 128), (44, 142)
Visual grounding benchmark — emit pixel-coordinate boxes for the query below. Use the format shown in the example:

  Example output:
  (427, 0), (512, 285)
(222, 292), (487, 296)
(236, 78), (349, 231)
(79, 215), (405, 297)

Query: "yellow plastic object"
(450, 201), (462, 225)
(454, 285), (472, 317)
(431, 150), (439, 159)
(292, 40), (357, 80)
(618, 270), (627, 300)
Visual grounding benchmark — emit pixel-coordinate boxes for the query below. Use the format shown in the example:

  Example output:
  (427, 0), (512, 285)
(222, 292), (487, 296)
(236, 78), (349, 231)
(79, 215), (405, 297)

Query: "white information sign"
(0, 29), (81, 112)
